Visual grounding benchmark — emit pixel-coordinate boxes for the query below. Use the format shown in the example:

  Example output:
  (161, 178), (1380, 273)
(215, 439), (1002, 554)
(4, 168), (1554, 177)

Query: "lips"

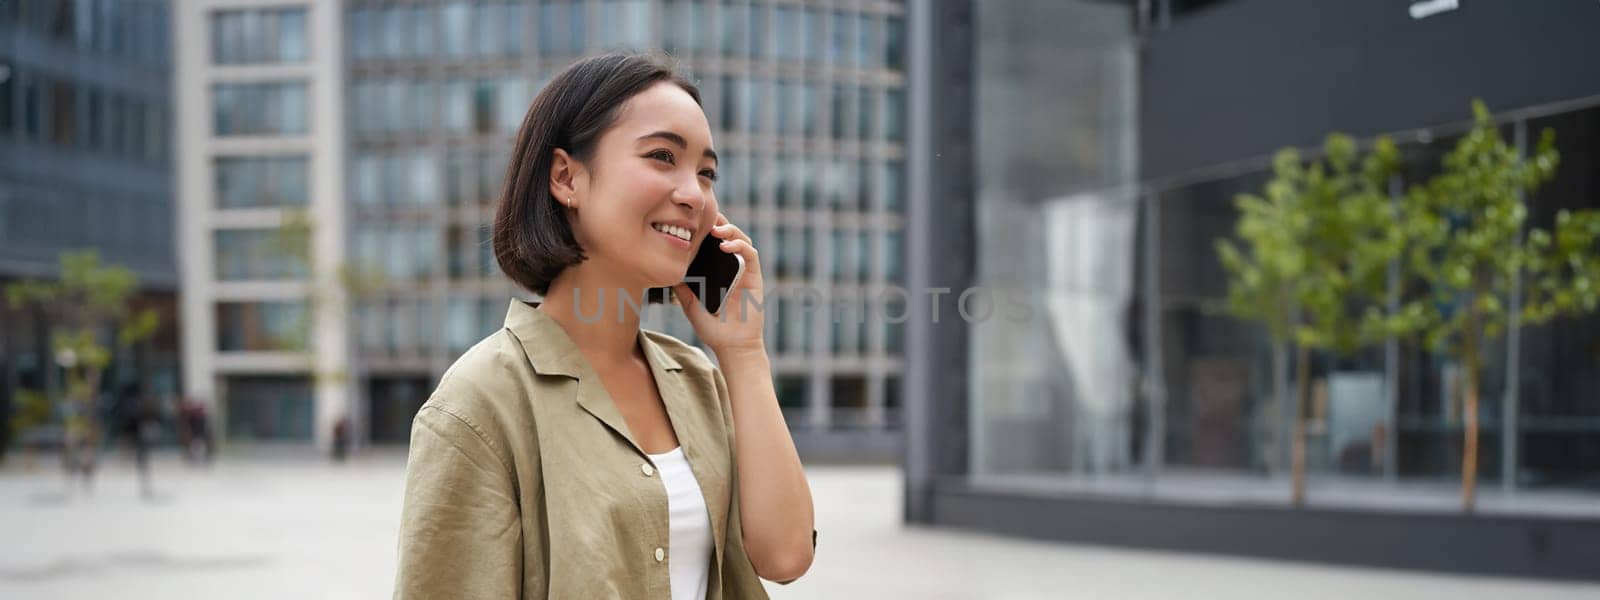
(652, 225), (693, 251)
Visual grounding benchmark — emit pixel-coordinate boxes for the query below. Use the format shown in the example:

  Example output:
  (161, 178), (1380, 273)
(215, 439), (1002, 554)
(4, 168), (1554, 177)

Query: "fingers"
(717, 238), (758, 260)
(712, 221), (751, 245)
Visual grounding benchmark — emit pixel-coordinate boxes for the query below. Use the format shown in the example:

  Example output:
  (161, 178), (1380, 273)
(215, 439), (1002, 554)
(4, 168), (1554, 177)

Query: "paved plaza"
(1, 450), (1597, 599)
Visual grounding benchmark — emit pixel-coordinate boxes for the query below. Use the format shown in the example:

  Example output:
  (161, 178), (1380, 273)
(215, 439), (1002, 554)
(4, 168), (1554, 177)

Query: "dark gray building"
(904, 0), (1600, 581)
(0, 1), (179, 456)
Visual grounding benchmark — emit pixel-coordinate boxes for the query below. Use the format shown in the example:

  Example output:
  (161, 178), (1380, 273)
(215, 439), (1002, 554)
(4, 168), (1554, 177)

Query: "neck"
(536, 267), (651, 367)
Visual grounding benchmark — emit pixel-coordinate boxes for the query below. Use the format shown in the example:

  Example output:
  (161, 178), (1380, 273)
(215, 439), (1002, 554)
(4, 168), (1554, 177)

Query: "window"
(409, 151), (438, 205)
(447, 225), (469, 279)
(774, 152), (791, 210)
(800, 8), (819, 63)
(215, 229), (307, 281)
(444, 152), (470, 206)
(539, 0), (566, 55)
(719, 75), (738, 131)
(775, 80), (794, 135)
(473, 2), (505, 57)
(224, 376), (313, 441)
(447, 297), (478, 354)
(216, 156), (309, 208)
(443, 79), (471, 132)
(856, 229), (871, 280)
(883, 160), (904, 213)
(855, 13), (875, 68)
(210, 7), (307, 65)
(741, 77), (764, 134)
(828, 11), (851, 64)
(49, 80), (74, 147)
(718, 1), (744, 56)
(831, 84), (849, 139)
(883, 228), (903, 282)
(885, 88), (905, 141)
(505, 2), (526, 56)
(774, 6), (797, 61)
(353, 154), (381, 206)
(830, 229), (847, 280)
(217, 301), (307, 352)
(441, 2), (470, 57)
(213, 82), (308, 136)
(801, 83), (819, 136)
(0, 65), (13, 135)
(884, 16), (905, 71)
(350, 7), (374, 60)
(498, 77), (531, 132)
(535, 0), (587, 55)
(411, 5), (435, 57)
(662, 0), (705, 54)
(857, 87), (876, 139)
(604, 0), (653, 50)
(828, 158), (856, 210)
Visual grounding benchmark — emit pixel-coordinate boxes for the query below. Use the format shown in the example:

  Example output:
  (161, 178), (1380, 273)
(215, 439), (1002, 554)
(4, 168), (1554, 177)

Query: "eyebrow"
(637, 130), (718, 164)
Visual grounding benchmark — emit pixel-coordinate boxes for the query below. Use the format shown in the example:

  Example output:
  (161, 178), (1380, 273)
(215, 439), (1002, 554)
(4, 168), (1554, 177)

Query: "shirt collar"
(503, 299), (683, 379)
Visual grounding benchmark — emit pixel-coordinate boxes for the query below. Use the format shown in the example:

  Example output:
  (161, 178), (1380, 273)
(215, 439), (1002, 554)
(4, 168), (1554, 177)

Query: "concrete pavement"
(1, 451), (1596, 599)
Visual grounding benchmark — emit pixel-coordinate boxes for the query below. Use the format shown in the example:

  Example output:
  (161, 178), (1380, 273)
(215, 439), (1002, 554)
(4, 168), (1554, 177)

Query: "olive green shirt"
(394, 299), (812, 599)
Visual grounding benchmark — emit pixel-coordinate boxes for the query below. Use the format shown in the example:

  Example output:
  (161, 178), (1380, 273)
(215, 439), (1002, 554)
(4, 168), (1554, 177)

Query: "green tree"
(1399, 101), (1600, 512)
(1217, 132), (1401, 506)
(5, 250), (159, 476)
(270, 209), (386, 385)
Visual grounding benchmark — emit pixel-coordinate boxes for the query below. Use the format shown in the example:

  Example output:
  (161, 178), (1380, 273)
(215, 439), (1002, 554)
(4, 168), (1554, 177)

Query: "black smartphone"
(683, 234), (746, 315)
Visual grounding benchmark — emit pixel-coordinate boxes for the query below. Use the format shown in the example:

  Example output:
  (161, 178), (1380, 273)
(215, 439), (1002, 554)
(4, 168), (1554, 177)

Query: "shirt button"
(641, 463), (655, 477)
(654, 547), (665, 562)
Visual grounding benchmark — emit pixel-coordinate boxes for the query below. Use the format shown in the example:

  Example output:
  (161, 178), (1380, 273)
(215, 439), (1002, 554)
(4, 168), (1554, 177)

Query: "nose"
(671, 177), (707, 214)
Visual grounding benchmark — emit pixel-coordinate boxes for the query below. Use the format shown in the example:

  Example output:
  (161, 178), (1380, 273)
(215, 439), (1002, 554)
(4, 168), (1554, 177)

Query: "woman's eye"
(700, 169), (719, 181)
(647, 149), (675, 164)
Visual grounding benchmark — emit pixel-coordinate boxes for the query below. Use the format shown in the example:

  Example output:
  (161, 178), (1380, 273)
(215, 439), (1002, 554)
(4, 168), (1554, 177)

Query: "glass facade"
(965, 0), (1600, 511)
(342, 0), (910, 446)
(0, 66), (169, 161)
(0, 0), (179, 451)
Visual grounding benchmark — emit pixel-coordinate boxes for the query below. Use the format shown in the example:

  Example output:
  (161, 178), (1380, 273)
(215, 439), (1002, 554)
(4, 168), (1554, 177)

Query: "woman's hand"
(673, 213), (767, 355)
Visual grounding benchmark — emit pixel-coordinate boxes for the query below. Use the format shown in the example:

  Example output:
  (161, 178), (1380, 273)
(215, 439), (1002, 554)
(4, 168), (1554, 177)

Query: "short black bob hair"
(492, 52), (702, 304)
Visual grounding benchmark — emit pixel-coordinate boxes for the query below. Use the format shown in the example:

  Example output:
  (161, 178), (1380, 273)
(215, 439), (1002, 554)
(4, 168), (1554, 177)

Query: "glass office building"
(0, 1), (180, 456)
(178, 0), (909, 457)
(904, 0), (1600, 580)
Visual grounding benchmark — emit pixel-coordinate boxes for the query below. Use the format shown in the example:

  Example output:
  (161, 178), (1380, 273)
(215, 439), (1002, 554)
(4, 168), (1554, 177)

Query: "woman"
(393, 53), (816, 599)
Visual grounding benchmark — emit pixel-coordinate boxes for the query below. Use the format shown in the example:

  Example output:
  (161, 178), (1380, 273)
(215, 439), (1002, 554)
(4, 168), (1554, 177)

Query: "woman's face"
(556, 81), (720, 293)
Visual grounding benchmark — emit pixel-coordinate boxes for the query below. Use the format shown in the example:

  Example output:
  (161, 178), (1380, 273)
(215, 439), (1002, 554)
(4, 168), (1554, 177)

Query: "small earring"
(566, 197), (574, 207)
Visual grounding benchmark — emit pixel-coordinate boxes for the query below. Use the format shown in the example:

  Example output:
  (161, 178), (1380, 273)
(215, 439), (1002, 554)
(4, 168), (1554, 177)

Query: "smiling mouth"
(651, 222), (692, 242)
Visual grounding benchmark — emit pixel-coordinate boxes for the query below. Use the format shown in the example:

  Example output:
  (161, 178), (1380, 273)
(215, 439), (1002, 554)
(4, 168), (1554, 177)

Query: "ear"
(549, 148), (583, 205)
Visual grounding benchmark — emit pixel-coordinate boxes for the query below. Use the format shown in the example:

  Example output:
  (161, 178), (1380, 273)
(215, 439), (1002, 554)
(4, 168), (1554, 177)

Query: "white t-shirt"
(647, 446), (713, 600)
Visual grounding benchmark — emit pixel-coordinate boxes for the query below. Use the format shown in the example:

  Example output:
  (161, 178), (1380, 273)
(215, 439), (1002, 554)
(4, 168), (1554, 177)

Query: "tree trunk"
(1273, 341), (1290, 475)
(1461, 311), (1482, 513)
(1292, 341), (1310, 507)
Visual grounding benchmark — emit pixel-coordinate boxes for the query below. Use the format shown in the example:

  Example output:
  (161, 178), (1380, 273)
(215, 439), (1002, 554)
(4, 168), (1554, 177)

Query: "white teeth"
(652, 223), (691, 242)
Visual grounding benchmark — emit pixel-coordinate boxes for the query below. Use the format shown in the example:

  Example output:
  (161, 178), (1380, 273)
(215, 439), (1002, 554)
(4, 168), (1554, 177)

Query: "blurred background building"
(171, 0), (908, 458)
(0, 0), (181, 455)
(903, 0), (1600, 581)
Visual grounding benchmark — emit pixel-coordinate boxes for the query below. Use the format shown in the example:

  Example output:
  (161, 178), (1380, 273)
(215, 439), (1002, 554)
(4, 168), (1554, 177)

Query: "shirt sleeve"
(393, 406), (523, 599)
